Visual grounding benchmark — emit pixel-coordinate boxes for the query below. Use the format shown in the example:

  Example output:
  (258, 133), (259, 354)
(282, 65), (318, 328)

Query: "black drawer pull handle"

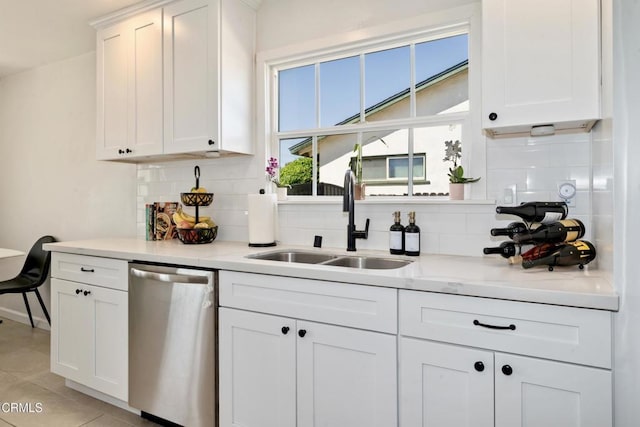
(281, 326), (290, 335)
(298, 329), (307, 338)
(80, 267), (95, 273)
(502, 364), (513, 376)
(83, 290), (91, 296)
(473, 319), (516, 330)
(474, 361), (485, 372)
(75, 289), (82, 295)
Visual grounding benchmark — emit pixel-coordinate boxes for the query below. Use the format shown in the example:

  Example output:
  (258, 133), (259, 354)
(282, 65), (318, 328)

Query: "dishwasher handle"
(130, 267), (210, 285)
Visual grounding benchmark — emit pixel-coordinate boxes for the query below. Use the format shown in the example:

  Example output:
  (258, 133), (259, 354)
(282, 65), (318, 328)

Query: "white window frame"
(387, 155), (426, 181)
(256, 4), (486, 202)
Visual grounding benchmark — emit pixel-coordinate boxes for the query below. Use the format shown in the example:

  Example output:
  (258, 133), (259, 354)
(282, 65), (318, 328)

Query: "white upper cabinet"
(163, 0), (220, 155)
(93, 0), (256, 161)
(482, 0), (601, 137)
(96, 9), (163, 160)
(164, 0), (255, 156)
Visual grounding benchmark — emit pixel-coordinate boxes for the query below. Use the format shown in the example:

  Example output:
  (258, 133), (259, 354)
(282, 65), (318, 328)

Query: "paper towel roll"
(248, 193), (277, 246)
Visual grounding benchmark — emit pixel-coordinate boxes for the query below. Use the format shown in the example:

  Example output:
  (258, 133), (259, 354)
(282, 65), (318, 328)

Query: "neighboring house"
(287, 60), (468, 196)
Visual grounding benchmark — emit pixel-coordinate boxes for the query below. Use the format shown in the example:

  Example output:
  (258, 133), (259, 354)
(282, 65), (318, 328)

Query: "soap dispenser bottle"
(405, 211), (421, 256)
(389, 211), (405, 255)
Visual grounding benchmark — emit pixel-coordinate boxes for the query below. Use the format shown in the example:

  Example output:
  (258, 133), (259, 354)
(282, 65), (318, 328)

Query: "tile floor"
(0, 318), (157, 427)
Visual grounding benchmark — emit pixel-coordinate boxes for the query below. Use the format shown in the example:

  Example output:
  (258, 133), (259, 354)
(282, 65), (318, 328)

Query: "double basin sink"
(247, 250), (412, 270)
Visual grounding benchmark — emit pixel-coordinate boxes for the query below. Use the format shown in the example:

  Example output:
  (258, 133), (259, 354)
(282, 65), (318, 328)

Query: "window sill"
(276, 197), (496, 205)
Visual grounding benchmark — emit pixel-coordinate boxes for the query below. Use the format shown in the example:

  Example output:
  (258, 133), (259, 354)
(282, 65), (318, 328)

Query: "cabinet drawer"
(51, 253), (128, 291)
(399, 290), (612, 368)
(219, 271), (397, 333)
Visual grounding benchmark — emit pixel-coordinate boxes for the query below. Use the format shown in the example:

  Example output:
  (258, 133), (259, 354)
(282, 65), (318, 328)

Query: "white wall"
(0, 52), (137, 326)
(255, 0), (475, 52)
(612, 0), (640, 425)
(136, 0), (597, 258)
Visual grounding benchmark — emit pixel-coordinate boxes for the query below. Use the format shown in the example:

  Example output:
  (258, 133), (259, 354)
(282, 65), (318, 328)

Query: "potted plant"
(351, 143), (366, 200)
(443, 140), (480, 200)
(265, 157), (289, 200)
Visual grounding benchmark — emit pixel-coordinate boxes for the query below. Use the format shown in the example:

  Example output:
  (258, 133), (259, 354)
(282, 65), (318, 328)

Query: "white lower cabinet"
(50, 278), (128, 400)
(494, 353), (611, 427)
(399, 290), (613, 427)
(50, 253), (128, 401)
(400, 338), (611, 427)
(219, 308), (397, 427)
(218, 271), (398, 427)
(219, 308), (296, 427)
(219, 271), (613, 427)
(399, 338), (494, 427)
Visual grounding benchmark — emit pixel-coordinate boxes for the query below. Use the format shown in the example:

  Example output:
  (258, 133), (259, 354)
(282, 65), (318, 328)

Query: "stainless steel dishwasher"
(129, 263), (216, 427)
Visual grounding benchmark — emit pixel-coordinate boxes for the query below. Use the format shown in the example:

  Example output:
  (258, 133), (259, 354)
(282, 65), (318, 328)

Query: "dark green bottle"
(389, 211), (405, 255)
(404, 211), (421, 256)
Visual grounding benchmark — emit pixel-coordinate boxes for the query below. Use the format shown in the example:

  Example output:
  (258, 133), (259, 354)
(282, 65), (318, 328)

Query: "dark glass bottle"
(521, 242), (558, 261)
(522, 240), (596, 270)
(512, 219), (585, 244)
(496, 201), (568, 224)
(483, 241), (519, 258)
(490, 222), (541, 239)
(389, 211), (405, 255)
(503, 242), (555, 265)
(404, 211), (421, 256)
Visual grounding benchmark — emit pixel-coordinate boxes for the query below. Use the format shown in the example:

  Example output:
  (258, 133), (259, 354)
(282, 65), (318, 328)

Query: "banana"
(172, 212), (185, 225)
(173, 206), (211, 225)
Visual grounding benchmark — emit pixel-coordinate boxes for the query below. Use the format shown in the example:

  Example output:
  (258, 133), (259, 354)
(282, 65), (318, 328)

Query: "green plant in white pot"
(443, 140), (480, 200)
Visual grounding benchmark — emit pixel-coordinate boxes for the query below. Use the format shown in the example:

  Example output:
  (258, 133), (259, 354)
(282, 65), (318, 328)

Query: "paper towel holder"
(248, 189), (277, 247)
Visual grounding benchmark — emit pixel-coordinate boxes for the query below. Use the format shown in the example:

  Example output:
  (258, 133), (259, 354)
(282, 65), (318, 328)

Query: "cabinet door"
(296, 321), (397, 427)
(126, 10), (163, 157)
(163, 0), (220, 154)
(96, 9), (163, 160)
(219, 308), (296, 427)
(85, 283), (128, 401)
(50, 279), (128, 401)
(96, 21), (128, 159)
(482, 0), (600, 134)
(50, 278), (91, 384)
(399, 338), (494, 427)
(495, 353), (612, 427)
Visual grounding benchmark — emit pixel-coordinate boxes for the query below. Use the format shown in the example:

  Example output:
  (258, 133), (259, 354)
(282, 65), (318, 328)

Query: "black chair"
(0, 236), (56, 327)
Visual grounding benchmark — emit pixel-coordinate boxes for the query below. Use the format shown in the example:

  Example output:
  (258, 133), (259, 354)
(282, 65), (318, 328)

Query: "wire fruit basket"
(177, 166), (217, 244)
(177, 226), (218, 244)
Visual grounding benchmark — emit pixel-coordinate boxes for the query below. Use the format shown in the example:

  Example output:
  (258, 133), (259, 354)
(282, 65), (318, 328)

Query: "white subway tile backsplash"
(135, 131), (598, 257)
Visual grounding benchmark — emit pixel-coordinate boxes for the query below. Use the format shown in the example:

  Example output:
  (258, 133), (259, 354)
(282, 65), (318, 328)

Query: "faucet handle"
(353, 218), (370, 239)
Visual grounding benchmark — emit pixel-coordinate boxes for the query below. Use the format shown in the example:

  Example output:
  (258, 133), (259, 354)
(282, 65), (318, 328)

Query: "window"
(359, 155), (427, 183)
(271, 25), (470, 198)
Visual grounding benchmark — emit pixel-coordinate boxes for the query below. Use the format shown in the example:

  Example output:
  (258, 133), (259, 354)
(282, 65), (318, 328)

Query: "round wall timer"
(558, 181), (577, 200)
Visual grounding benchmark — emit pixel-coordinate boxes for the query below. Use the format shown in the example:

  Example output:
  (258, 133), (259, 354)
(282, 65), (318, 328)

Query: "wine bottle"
(389, 211), (405, 255)
(503, 242), (555, 265)
(490, 222), (527, 238)
(490, 222), (541, 239)
(496, 201), (568, 224)
(483, 241), (519, 258)
(503, 242), (556, 265)
(522, 240), (596, 270)
(405, 211), (421, 256)
(512, 219), (585, 244)
(521, 242), (558, 261)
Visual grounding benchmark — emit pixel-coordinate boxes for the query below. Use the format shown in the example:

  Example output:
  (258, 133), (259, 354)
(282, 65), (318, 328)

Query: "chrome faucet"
(343, 169), (369, 251)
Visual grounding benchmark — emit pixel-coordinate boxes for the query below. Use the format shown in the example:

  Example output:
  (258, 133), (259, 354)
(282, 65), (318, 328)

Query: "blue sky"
(278, 34), (468, 133)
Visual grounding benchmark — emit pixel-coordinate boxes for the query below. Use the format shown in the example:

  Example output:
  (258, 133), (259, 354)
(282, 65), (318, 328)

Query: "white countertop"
(0, 248), (24, 259)
(44, 238), (618, 311)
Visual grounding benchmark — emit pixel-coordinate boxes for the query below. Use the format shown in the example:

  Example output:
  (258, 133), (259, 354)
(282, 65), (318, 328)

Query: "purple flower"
(266, 157), (279, 181)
